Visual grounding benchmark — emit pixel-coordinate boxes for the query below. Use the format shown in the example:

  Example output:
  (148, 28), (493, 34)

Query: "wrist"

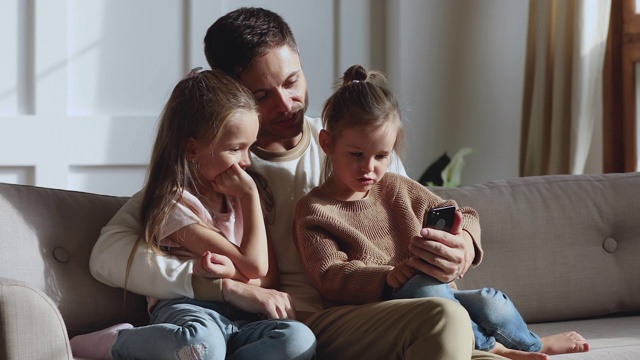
(237, 187), (260, 202)
(462, 230), (477, 264)
(221, 278), (234, 296)
(192, 275), (225, 302)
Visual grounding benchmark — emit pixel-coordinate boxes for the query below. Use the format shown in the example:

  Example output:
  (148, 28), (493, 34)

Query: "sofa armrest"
(0, 277), (73, 360)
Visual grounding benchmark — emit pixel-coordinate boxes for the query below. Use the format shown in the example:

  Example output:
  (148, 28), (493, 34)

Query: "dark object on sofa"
(418, 152), (450, 186)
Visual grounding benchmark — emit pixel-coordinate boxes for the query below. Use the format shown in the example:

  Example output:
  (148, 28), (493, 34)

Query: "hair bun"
(342, 64), (368, 85)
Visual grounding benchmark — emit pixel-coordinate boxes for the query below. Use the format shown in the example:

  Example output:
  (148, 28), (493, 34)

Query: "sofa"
(1, 172), (639, 359)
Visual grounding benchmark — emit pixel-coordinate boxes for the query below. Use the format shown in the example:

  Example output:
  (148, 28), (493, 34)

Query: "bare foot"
(540, 331), (590, 355)
(490, 342), (549, 360)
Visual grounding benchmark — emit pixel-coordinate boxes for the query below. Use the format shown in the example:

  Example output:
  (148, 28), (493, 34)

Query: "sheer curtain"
(520, 0), (611, 176)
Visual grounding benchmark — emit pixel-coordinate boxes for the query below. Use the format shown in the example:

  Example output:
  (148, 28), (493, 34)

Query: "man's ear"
(319, 130), (333, 154)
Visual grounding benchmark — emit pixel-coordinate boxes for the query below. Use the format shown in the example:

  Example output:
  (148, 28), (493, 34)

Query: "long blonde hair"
(140, 69), (256, 254)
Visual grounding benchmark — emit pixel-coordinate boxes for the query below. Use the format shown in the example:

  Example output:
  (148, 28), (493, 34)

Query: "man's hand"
(222, 279), (296, 319)
(408, 211), (474, 283)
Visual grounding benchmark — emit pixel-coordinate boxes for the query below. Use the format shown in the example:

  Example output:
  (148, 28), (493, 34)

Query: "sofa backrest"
(432, 172), (640, 323)
(0, 183), (148, 337)
(4, 172), (640, 332)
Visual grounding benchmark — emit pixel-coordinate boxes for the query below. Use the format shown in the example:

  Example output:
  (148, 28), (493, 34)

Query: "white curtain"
(520, 0), (611, 176)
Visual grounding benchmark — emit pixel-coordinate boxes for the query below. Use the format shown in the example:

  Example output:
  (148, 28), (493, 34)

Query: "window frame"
(604, 0), (640, 172)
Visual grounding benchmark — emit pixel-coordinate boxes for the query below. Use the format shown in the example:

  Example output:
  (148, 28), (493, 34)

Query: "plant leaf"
(441, 147), (474, 187)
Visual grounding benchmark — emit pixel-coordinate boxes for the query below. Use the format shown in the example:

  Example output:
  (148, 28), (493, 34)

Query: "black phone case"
(425, 205), (455, 232)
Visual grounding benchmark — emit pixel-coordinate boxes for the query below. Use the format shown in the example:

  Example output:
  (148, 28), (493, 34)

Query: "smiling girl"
(71, 68), (315, 360)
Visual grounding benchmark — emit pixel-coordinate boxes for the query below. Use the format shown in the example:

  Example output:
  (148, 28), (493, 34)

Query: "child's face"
(325, 116), (399, 201)
(191, 110), (259, 194)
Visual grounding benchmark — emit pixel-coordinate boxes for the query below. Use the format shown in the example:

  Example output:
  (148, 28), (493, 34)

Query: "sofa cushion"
(0, 183), (148, 337)
(431, 173), (640, 323)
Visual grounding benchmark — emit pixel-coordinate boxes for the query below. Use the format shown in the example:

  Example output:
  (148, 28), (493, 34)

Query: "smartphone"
(425, 205), (456, 232)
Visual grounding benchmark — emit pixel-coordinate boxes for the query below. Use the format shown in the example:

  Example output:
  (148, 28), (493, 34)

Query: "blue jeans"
(394, 274), (542, 352)
(111, 298), (316, 360)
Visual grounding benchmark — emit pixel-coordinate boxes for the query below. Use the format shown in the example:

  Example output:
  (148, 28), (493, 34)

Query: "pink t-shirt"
(147, 190), (243, 310)
(159, 191), (243, 248)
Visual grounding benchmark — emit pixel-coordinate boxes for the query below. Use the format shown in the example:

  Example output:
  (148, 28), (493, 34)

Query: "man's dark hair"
(204, 7), (298, 77)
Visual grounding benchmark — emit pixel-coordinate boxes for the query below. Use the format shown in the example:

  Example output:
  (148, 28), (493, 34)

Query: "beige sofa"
(1, 172), (639, 359)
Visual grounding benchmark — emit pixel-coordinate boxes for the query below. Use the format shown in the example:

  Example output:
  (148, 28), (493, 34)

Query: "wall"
(387, 0), (530, 184)
(0, 0), (604, 195)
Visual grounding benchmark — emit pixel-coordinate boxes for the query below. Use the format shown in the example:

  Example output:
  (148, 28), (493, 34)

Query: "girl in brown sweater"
(293, 64), (589, 360)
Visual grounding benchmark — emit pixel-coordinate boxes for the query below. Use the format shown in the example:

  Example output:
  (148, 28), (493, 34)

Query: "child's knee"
(279, 321), (316, 352)
(477, 287), (511, 307)
(255, 320), (316, 359)
(174, 326), (226, 360)
(287, 321), (316, 342)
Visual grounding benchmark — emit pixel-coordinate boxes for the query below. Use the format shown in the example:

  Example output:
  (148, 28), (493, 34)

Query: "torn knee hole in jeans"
(175, 343), (207, 360)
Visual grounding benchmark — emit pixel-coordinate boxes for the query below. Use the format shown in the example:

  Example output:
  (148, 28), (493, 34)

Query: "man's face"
(239, 46), (308, 151)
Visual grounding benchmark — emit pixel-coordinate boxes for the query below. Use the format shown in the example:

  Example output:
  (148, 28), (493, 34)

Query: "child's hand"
(213, 163), (257, 199)
(193, 251), (237, 279)
(386, 259), (416, 289)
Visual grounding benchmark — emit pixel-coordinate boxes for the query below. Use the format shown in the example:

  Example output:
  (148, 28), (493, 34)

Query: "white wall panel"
(34, 0), (68, 114)
(336, 0), (388, 75)
(0, 0), (536, 196)
(386, 0), (461, 178)
(450, 0), (527, 184)
(0, 0), (180, 195)
(68, 0), (184, 116)
(1, 0), (387, 193)
(0, 0), (18, 115)
(387, 0), (528, 184)
(0, 115), (155, 193)
(68, 165), (147, 196)
(0, 167), (35, 186)
(188, 1), (223, 73)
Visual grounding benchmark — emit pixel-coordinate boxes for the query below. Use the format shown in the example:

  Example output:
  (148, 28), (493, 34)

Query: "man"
(203, 7), (500, 359)
(91, 6), (505, 360)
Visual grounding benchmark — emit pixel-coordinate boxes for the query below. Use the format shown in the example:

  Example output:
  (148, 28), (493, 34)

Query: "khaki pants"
(303, 297), (508, 360)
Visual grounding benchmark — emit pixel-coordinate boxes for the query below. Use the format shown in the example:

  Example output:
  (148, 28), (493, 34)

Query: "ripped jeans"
(393, 274), (542, 352)
(111, 298), (316, 360)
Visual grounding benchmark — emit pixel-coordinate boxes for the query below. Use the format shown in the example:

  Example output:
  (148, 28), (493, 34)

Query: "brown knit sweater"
(293, 173), (481, 307)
